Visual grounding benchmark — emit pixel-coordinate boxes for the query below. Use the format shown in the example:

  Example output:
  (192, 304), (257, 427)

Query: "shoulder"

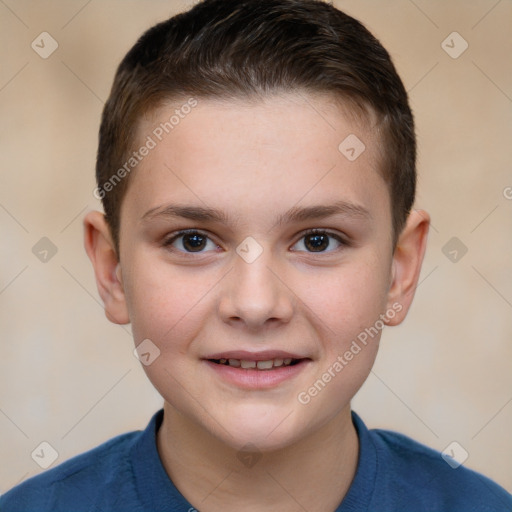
(369, 426), (512, 511)
(0, 430), (141, 512)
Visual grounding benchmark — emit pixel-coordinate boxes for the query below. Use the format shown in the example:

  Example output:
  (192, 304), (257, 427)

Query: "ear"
(83, 211), (130, 325)
(385, 209), (430, 326)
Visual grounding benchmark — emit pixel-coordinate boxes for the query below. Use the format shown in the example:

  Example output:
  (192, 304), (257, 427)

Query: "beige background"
(1, 0), (511, 496)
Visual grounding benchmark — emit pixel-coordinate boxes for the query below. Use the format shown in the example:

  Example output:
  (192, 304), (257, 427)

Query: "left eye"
(291, 231), (343, 253)
(166, 231), (218, 253)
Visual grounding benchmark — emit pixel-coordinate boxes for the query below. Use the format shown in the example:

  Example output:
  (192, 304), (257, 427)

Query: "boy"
(2, 0), (511, 510)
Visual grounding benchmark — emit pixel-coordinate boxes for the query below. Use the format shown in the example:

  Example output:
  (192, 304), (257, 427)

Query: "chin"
(212, 405), (312, 452)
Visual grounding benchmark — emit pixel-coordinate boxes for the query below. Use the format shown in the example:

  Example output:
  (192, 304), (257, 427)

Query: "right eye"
(163, 230), (219, 253)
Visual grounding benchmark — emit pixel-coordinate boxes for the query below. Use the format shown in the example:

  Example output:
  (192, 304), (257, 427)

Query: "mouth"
(203, 351), (311, 389)
(208, 357), (303, 370)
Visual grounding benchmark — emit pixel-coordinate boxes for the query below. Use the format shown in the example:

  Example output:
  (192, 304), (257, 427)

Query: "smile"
(204, 353), (310, 389)
(209, 358), (300, 370)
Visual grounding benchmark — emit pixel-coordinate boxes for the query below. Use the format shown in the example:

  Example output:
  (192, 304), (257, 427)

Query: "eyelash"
(293, 229), (347, 253)
(163, 229), (220, 253)
(162, 228), (348, 254)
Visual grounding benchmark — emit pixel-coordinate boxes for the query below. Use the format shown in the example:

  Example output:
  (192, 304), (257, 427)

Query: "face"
(115, 93), (399, 450)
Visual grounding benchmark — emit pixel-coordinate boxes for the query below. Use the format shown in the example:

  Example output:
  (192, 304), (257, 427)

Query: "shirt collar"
(131, 409), (376, 511)
(131, 409), (194, 510)
(335, 411), (377, 512)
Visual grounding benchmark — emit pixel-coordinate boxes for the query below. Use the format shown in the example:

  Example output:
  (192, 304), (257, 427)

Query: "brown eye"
(304, 233), (330, 252)
(291, 230), (344, 253)
(165, 231), (217, 253)
(182, 233), (207, 251)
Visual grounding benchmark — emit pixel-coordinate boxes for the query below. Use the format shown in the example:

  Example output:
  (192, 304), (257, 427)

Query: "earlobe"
(385, 209), (430, 326)
(83, 211), (130, 325)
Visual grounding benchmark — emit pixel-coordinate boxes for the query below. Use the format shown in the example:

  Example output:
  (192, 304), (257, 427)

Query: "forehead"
(123, 93), (389, 228)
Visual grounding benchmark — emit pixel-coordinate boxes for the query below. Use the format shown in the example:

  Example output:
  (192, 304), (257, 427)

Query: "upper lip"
(204, 350), (309, 361)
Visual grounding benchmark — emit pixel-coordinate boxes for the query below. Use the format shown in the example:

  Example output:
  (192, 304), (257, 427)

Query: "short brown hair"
(96, 0), (416, 253)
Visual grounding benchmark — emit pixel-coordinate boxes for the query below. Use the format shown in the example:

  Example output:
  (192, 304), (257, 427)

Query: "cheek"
(123, 253), (218, 349)
(293, 261), (388, 422)
(124, 258), (218, 402)
(296, 255), (391, 345)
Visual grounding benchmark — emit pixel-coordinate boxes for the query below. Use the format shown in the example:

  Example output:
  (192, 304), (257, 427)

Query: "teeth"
(256, 360), (274, 370)
(213, 358), (298, 369)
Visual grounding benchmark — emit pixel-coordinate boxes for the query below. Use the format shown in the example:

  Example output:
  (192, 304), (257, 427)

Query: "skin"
(84, 93), (429, 511)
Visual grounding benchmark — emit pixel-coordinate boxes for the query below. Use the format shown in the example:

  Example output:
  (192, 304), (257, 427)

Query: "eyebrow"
(275, 201), (371, 226)
(141, 200), (371, 226)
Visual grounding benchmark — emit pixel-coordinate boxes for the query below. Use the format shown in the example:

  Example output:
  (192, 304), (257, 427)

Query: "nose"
(218, 250), (294, 331)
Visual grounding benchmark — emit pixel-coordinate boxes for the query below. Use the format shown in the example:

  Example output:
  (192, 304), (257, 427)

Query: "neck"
(156, 403), (359, 512)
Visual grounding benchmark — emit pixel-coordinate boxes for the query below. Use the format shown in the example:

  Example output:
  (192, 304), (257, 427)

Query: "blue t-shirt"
(1, 410), (511, 511)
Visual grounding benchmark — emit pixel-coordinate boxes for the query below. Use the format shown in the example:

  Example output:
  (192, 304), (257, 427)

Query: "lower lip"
(204, 360), (309, 389)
